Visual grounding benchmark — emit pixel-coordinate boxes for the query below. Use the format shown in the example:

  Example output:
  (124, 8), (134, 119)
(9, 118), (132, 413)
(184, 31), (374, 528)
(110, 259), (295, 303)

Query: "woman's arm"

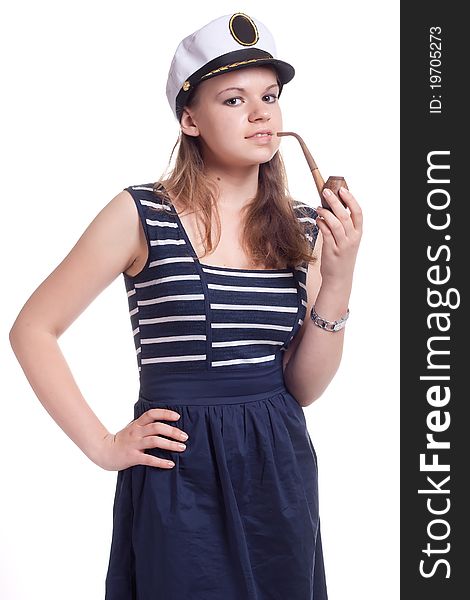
(283, 239), (352, 407)
(283, 187), (362, 407)
(9, 190), (143, 466)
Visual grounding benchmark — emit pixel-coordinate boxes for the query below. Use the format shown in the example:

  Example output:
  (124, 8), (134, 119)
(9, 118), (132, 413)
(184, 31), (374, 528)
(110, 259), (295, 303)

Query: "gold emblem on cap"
(182, 81), (191, 92)
(229, 13), (259, 46)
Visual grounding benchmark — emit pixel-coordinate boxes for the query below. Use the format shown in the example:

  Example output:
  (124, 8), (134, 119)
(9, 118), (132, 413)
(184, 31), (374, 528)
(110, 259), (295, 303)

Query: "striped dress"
(105, 183), (328, 600)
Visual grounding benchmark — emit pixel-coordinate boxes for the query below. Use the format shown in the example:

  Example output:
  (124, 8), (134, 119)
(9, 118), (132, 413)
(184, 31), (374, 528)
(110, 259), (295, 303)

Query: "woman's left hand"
(315, 186), (363, 287)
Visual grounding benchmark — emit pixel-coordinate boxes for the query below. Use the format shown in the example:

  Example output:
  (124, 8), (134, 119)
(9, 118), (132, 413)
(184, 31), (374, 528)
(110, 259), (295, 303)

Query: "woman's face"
(181, 65), (283, 170)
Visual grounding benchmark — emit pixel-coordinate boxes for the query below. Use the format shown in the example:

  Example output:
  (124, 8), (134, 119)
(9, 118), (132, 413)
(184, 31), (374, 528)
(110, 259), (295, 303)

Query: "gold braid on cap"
(200, 57), (274, 80)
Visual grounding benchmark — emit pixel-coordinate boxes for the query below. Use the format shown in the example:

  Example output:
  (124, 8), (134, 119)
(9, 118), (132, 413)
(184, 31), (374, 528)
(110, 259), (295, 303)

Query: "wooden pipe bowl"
(321, 176), (349, 210)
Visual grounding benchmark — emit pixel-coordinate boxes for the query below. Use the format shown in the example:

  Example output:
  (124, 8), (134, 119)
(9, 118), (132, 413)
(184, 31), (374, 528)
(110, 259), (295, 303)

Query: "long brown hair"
(151, 86), (318, 270)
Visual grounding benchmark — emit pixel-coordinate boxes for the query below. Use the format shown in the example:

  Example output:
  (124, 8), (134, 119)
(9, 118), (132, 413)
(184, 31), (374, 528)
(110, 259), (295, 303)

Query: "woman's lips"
(246, 133), (273, 143)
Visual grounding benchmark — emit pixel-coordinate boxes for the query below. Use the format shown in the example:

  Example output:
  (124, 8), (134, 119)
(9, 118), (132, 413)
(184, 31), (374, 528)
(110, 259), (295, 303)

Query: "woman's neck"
(205, 165), (260, 212)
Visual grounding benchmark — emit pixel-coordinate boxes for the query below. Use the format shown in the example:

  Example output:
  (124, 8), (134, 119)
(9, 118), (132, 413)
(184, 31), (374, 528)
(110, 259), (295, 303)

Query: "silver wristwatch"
(310, 305), (350, 332)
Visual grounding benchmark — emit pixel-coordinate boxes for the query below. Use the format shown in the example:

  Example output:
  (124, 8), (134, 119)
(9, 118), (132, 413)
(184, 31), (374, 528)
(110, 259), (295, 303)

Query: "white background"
(1, 1), (399, 598)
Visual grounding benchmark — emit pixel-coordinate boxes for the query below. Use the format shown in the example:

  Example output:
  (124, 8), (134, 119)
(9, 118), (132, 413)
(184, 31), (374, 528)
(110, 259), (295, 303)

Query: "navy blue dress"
(104, 183), (327, 599)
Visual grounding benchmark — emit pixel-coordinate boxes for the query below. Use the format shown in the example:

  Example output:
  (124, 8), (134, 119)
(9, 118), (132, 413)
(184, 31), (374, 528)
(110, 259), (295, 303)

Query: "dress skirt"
(104, 356), (328, 599)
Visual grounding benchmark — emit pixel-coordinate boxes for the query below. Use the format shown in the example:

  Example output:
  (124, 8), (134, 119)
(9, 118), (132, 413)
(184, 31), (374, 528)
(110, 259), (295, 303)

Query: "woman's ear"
(180, 108), (200, 137)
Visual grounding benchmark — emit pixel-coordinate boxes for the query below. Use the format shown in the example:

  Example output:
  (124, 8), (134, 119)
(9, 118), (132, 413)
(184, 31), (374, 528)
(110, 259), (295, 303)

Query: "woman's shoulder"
(123, 182), (160, 201)
(124, 182), (158, 194)
(292, 201), (319, 251)
(123, 182), (173, 211)
(292, 201), (319, 221)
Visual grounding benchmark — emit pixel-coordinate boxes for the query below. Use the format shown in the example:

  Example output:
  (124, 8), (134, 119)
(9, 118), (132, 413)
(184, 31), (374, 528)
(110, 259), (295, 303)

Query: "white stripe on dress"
(139, 294), (205, 306)
(201, 266), (293, 278)
(151, 238), (186, 246)
(135, 274), (200, 288)
(149, 256), (195, 268)
(212, 354), (275, 367)
(212, 340), (284, 347)
(142, 335), (206, 344)
(140, 315), (206, 325)
(211, 322), (292, 331)
(207, 283), (297, 293)
(211, 303), (298, 313)
(142, 354), (206, 364)
(146, 219), (178, 228)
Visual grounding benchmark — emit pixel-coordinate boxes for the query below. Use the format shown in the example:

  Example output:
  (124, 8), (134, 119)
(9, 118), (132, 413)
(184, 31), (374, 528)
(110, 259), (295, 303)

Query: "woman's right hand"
(95, 408), (189, 471)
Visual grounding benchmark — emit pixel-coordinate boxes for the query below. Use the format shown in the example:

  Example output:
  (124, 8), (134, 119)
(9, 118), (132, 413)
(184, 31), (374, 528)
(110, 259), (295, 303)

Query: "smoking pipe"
(276, 131), (348, 211)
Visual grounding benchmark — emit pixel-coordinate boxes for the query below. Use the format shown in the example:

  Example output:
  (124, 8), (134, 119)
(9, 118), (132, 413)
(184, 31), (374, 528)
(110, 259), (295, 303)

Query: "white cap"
(166, 12), (295, 122)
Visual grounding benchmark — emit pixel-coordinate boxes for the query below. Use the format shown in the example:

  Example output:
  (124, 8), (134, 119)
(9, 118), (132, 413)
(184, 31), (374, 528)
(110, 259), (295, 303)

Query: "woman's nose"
(249, 107), (271, 122)
(248, 99), (272, 121)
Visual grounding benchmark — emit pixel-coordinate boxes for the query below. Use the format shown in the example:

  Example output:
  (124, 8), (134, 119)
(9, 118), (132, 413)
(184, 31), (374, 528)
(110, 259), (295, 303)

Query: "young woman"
(9, 12), (362, 600)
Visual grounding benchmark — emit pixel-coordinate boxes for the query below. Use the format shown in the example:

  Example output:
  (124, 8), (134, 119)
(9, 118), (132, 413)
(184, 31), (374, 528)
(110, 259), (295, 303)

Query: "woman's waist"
(136, 354), (287, 407)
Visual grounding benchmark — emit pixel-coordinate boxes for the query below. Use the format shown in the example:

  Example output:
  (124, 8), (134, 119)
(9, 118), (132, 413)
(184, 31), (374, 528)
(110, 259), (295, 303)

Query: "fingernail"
(323, 188), (332, 197)
(167, 461), (175, 467)
(340, 187), (348, 194)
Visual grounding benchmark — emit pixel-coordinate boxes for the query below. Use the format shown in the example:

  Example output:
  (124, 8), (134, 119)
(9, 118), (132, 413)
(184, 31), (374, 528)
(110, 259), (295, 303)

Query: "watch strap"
(310, 305), (350, 332)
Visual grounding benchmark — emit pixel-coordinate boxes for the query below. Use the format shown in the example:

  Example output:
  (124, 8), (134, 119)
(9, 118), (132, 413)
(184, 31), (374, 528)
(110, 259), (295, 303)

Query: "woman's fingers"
(315, 217), (334, 246)
(142, 420), (189, 441)
(337, 187), (363, 231)
(317, 187), (363, 245)
(136, 415), (189, 469)
(316, 206), (347, 247)
(138, 407), (181, 426)
(320, 189), (353, 235)
(139, 409), (189, 442)
(138, 454), (176, 469)
(141, 434), (187, 453)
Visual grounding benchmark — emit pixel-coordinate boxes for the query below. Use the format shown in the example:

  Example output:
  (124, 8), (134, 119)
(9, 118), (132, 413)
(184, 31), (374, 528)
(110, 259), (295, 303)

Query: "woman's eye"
(224, 97), (242, 106)
(263, 94), (278, 102)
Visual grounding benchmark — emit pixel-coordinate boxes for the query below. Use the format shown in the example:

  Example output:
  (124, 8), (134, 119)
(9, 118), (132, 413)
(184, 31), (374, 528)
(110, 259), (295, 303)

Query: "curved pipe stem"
(276, 131), (325, 196)
(276, 131), (348, 208)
